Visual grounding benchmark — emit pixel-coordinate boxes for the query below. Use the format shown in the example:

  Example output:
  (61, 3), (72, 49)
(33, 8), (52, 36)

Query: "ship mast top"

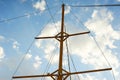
(12, 3), (112, 80)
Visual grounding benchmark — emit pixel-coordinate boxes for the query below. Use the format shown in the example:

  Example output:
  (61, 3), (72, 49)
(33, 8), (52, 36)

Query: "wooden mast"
(57, 3), (65, 80)
(12, 3), (112, 80)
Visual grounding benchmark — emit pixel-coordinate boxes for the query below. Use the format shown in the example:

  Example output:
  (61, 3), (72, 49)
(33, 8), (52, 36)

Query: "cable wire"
(11, 9), (59, 80)
(90, 34), (112, 67)
(70, 10), (89, 31)
(11, 39), (35, 80)
(11, 2), (118, 80)
(65, 39), (81, 80)
(71, 10), (116, 80)
(0, 5), (59, 23)
(41, 40), (59, 80)
(69, 49), (81, 80)
(111, 70), (116, 80)
(41, 50), (56, 80)
(64, 25), (72, 80)
(70, 4), (120, 7)
(89, 33), (116, 80)
(66, 40), (72, 80)
(45, 0), (60, 33)
(67, 8), (116, 80)
(38, 6), (62, 80)
(64, 24), (81, 79)
(70, 4), (114, 68)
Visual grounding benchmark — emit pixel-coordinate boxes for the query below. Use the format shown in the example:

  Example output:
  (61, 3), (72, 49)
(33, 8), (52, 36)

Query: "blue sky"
(0, 0), (120, 80)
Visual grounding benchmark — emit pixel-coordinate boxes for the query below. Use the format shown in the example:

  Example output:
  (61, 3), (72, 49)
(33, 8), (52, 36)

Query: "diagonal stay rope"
(45, 0), (60, 33)
(64, 24), (81, 80)
(11, 39), (35, 80)
(0, 5), (59, 23)
(65, 39), (81, 80)
(40, 5), (62, 80)
(65, 40), (72, 80)
(89, 33), (116, 80)
(69, 6), (116, 80)
(64, 25), (72, 80)
(11, 9), (59, 80)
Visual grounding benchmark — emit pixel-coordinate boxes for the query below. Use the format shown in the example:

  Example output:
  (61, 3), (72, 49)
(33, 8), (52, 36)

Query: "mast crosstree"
(12, 4), (112, 80)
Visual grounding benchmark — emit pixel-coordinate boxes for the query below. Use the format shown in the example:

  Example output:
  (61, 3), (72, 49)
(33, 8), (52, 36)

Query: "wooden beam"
(62, 68), (112, 76)
(68, 31), (90, 37)
(12, 74), (58, 79)
(35, 36), (55, 39)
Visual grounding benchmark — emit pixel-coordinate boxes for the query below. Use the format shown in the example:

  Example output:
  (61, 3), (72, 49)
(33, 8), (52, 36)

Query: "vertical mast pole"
(58, 4), (65, 80)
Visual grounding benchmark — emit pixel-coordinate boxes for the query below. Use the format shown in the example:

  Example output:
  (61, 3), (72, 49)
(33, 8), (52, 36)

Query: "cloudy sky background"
(0, 0), (120, 80)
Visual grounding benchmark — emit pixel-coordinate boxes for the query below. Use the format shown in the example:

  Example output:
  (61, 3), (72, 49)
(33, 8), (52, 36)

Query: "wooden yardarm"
(12, 4), (112, 80)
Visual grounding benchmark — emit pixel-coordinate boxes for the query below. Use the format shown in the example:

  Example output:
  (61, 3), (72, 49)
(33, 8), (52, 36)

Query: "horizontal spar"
(62, 68), (112, 76)
(12, 74), (58, 79)
(12, 68), (112, 79)
(35, 36), (55, 39)
(35, 31), (90, 40)
(13, 74), (50, 79)
(69, 31), (90, 37)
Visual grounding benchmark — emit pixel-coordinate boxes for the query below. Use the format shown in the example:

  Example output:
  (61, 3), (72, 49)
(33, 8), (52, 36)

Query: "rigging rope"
(64, 25), (72, 80)
(70, 10), (88, 31)
(45, 0), (60, 33)
(11, 10), (59, 80)
(11, 39), (35, 80)
(0, 5), (59, 23)
(41, 41), (58, 80)
(69, 48), (81, 80)
(89, 33), (116, 80)
(65, 39), (81, 80)
(40, 5), (62, 80)
(65, 40), (72, 80)
(69, 5), (113, 68)
(10, 2), (119, 80)
(41, 52), (56, 80)
(69, 6), (117, 80)
(64, 24), (81, 79)
(11, 2), (62, 80)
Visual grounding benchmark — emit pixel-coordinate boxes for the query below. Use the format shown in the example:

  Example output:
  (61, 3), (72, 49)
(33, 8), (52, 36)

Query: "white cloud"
(44, 41), (57, 54)
(35, 39), (41, 48)
(0, 35), (5, 41)
(80, 74), (99, 80)
(84, 9), (120, 78)
(65, 5), (71, 14)
(33, 0), (46, 12)
(0, 46), (5, 60)
(35, 21), (60, 50)
(68, 34), (109, 68)
(85, 9), (120, 49)
(13, 41), (20, 50)
(45, 53), (59, 64)
(25, 53), (32, 60)
(35, 21), (60, 64)
(33, 56), (42, 68)
(25, 50), (32, 60)
(35, 55), (41, 61)
(43, 39), (59, 64)
(39, 21), (60, 36)
(35, 21), (60, 48)
(34, 8), (120, 79)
